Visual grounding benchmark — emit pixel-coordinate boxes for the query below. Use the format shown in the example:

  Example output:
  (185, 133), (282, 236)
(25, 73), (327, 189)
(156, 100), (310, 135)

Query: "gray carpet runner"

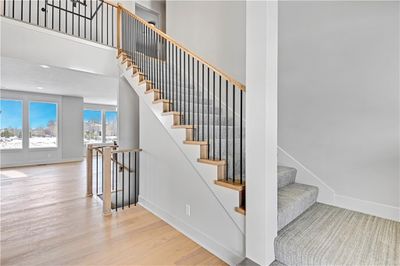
(275, 165), (399, 266)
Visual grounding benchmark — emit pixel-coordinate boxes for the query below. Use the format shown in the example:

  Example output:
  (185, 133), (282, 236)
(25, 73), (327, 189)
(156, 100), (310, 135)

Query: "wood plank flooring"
(0, 161), (226, 266)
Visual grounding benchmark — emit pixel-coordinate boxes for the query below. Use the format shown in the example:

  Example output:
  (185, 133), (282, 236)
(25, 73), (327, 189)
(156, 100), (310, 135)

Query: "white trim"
(335, 194), (400, 222)
(0, 157), (83, 169)
(138, 196), (244, 266)
(278, 146), (400, 222)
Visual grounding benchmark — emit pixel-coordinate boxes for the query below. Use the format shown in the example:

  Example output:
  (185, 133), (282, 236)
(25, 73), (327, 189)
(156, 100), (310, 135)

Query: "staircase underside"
(275, 203), (400, 266)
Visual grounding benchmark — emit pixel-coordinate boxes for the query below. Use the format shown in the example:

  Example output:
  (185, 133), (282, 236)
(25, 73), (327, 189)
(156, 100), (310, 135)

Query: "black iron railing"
(119, 7), (246, 185)
(87, 143), (142, 214)
(0, 0), (117, 47)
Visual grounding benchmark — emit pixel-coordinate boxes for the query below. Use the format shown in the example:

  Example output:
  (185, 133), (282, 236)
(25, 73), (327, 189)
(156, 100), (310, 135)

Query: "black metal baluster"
(168, 42), (172, 103)
(3, 0), (6, 17)
(90, 0), (92, 40)
(20, 0), (23, 21)
(134, 152), (137, 205)
(192, 57), (195, 140)
(44, 0), (47, 28)
(95, 0), (98, 42)
(122, 153), (125, 209)
(128, 152), (131, 207)
(202, 64), (205, 140)
(187, 54), (191, 126)
(101, 148), (104, 196)
(65, 0), (67, 33)
(232, 85), (236, 183)
(182, 52), (186, 124)
(240, 90), (243, 184)
(12, 0), (15, 18)
(71, 0), (74, 35)
(78, 0), (80, 36)
(197, 61), (200, 141)
(225, 81), (229, 181)
(179, 48), (182, 120)
(213, 72), (215, 159)
(115, 152), (118, 211)
(59, 0), (61, 31)
(101, 0), (103, 44)
(219, 76), (222, 160)
(28, 0), (31, 23)
(36, 0), (39, 25)
(175, 45), (178, 112)
(207, 68), (210, 158)
(96, 149), (99, 195)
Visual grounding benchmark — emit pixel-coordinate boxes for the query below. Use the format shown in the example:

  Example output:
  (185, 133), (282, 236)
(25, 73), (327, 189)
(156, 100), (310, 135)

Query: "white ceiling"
(0, 57), (118, 105)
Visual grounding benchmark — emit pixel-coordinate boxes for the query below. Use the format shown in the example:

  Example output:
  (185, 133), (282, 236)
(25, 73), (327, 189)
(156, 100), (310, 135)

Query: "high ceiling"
(1, 57), (118, 105)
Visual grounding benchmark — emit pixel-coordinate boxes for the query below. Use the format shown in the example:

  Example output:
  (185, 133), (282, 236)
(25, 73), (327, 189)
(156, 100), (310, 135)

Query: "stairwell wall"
(278, 1), (400, 221)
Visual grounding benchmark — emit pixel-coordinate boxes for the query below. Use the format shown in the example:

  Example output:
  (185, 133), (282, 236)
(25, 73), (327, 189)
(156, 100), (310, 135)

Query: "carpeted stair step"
(278, 183), (318, 231)
(278, 166), (297, 189)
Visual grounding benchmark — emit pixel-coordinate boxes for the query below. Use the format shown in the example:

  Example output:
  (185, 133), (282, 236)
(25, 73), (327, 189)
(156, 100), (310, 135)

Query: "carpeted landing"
(275, 203), (400, 266)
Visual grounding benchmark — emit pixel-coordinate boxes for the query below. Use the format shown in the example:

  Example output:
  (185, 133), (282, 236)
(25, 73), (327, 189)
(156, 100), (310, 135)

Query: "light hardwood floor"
(0, 161), (226, 266)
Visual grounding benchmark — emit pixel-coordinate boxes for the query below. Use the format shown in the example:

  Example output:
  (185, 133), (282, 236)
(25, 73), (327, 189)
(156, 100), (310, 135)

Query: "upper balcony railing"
(1, 0), (118, 47)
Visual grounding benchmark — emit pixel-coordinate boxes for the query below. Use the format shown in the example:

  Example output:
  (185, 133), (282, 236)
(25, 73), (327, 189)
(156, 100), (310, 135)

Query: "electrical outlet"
(185, 204), (191, 217)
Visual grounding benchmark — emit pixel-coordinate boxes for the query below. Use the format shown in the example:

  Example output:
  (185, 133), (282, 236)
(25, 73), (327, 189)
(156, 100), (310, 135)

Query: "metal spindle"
(240, 91), (243, 184)
(225, 81), (229, 181)
(197, 60), (200, 141)
(212, 72), (215, 159)
(232, 85), (236, 183)
(219, 76), (222, 160)
(122, 153), (125, 209)
(128, 152), (131, 207)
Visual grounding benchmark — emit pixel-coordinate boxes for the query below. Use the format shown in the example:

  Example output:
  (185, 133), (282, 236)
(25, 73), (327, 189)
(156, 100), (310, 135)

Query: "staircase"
(276, 166), (319, 265)
(116, 5), (247, 228)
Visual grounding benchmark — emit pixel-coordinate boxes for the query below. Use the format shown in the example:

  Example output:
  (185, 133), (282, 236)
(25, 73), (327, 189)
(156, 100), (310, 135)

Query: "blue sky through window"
(106, 111), (117, 122)
(29, 102), (57, 129)
(84, 110), (102, 123)
(0, 99), (23, 129)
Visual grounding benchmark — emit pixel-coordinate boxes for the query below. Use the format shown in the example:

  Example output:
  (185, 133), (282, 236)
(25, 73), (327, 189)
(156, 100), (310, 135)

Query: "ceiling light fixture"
(37, 87), (44, 90)
(40, 65), (50, 69)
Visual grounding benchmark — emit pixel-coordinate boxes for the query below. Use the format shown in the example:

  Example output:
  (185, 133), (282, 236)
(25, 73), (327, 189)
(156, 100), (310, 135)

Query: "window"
(105, 111), (118, 143)
(29, 102), (58, 148)
(0, 99), (23, 150)
(84, 110), (102, 144)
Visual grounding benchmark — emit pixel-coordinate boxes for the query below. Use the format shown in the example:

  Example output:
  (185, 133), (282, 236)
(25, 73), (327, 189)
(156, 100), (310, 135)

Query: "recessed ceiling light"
(37, 87), (44, 90)
(40, 65), (50, 69)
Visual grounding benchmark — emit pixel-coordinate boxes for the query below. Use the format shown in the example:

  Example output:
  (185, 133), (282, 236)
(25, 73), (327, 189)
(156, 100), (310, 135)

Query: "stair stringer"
(118, 59), (245, 233)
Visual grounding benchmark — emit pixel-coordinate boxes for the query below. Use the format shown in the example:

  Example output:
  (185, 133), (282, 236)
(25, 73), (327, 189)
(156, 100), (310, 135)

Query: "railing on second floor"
(86, 143), (142, 215)
(0, 0), (117, 47)
(118, 6), (246, 185)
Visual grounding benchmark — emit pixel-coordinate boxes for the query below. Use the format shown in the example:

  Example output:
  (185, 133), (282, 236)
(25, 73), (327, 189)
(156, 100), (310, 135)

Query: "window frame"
(0, 98), (24, 151)
(105, 110), (118, 144)
(28, 100), (59, 150)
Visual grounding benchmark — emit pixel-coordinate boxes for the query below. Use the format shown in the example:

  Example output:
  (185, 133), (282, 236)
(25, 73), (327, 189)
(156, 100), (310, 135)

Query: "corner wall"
(278, 1), (400, 220)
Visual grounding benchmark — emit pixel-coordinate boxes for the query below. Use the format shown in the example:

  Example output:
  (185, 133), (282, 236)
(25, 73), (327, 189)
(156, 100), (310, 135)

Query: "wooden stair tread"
(214, 180), (245, 191)
(197, 159), (226, 166)
(162, 111), (181, 116)
(145, 89), (160, 94)
(235, 206), (246, 215)
(171, 125), (193, 129)
(153, 99), (171, 104)
(183, 140), (208, 145)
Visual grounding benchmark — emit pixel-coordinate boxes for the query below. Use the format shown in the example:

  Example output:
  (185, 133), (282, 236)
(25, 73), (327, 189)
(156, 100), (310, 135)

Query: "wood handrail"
(111, 148), (143, 154)
(117, 4), (246, 92)
(102, 0), (118, 8)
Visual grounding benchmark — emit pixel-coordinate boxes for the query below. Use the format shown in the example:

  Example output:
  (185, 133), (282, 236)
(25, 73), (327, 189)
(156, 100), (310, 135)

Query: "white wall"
(1, 16), (118, 77)
(118, 76), (140, 149)
(138, 101), (244, 265)
(0, 89), (83, 167)
(135, 0), (166, 32)
(278, 1), (400, 220)
(166, 1), (246, 84)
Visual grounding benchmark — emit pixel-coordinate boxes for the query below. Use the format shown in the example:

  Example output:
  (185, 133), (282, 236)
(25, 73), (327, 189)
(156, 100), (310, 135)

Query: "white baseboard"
(138, 196), (245, 265)
(0, 157), (83, 169)
(278, 146), (400, 222)
(335, 194), (400, 222)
